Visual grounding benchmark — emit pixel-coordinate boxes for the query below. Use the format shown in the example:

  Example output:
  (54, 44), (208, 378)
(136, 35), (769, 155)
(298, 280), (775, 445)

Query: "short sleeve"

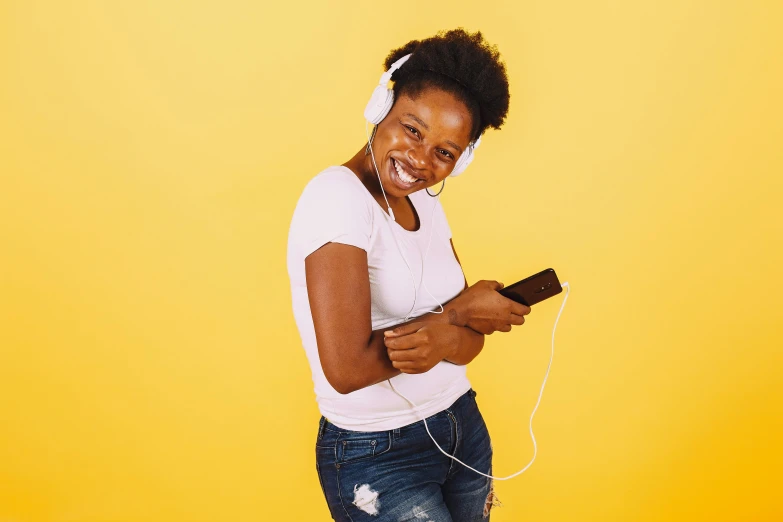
(290, 169), (374, 259)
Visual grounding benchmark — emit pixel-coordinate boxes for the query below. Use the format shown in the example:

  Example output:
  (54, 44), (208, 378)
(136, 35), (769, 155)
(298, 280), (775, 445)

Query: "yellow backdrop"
(1, 1), (781, 520)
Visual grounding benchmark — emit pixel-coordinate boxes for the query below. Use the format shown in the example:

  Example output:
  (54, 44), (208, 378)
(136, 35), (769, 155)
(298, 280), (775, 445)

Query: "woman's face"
(368, 87), (474, 198)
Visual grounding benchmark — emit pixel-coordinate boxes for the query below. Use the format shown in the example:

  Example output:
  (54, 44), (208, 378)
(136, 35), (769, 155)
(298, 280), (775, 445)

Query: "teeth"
(393, 159), (418, 184)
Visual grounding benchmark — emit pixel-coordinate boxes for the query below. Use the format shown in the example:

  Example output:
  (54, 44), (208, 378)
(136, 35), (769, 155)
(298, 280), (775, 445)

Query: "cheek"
(377, 122), (411, 150)
(433, 167), (452, 182)
(439, 157), (459, 175)
(388, 129), (412, 150)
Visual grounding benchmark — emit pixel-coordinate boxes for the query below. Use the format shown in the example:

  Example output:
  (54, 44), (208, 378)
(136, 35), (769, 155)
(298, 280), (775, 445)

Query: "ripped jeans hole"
(483, 480), (502, 518)
(353, 484), (380, 516)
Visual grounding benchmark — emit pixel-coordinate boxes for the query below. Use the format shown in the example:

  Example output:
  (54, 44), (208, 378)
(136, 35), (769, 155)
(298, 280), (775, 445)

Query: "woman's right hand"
(452, 280), (531, 335)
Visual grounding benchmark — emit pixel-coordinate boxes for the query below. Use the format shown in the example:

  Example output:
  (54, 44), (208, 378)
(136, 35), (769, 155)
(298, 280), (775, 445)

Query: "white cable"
(388, 281), (570, 480)
(365, 122), (447, 320)
(364, 121), (570, 478)
(365, 121), (396, 221)
(366, 122), (418, 320)
(418, 192), (445, 315)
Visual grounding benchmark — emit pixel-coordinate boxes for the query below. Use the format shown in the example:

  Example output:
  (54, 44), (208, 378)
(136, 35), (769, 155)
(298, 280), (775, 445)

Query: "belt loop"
(317, 416), (326, 439)
(469, 388), (477, 398)
(393, 427), (401, 440)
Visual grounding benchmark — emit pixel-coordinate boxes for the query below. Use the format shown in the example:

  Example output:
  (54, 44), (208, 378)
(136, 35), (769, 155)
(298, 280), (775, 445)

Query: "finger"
(384, 322), (426, 338)
(483, 280), (504, 291)
(475, 327), (494, 335)
(467, 322), (493, 335)
(384, 331), (427, 350)
(509, 313), (526, 326)
(508, 300), (532, 317)
(392, 360), (424, 372)
(498, 323), (512, 333)
(388, 346), (424, 362)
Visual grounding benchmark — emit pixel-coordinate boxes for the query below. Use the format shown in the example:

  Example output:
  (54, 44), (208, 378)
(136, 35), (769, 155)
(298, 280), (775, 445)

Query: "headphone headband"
(379, 54), (412, 86)
(363, 52), (480, 176)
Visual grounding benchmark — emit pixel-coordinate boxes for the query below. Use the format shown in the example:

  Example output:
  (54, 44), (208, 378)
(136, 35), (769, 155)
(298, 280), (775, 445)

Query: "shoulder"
(289, 167), (375, 257)
(293, 167), (374, 226)
(299, 166), (371, 207)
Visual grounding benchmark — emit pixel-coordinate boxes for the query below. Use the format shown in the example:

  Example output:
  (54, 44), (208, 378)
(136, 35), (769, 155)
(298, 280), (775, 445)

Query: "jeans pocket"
(337, 431), (392, 464)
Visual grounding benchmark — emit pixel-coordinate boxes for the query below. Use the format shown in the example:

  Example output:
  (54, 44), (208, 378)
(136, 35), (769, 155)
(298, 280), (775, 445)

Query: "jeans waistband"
(318, 388), (477, 436)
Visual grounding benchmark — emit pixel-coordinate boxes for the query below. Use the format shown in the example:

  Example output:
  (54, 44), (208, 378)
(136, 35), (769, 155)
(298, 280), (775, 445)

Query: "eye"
(437, 149), (454, 160)
(404, 124), (420, 138)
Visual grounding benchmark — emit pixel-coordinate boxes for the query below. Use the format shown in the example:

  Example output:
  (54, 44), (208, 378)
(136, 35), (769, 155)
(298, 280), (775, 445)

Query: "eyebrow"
(403, 113), (464, 153)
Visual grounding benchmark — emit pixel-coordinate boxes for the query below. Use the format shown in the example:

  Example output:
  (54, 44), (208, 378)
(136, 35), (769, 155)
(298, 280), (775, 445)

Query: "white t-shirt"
(287, 166), (471, 431)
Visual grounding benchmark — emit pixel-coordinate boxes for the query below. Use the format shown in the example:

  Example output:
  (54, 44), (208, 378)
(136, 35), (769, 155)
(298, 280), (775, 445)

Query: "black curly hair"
(384, 28), (510, 142)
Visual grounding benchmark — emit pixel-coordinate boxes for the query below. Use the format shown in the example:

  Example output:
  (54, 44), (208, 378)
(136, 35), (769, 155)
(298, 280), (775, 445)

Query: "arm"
(306, 240), (530, 391)
(383, 321), (484, 372)
(444, 239), (485, 365)
(444, 319), (486, 366)
(306, 241), (477, 394)
(384, 239), (525, 372)
(386, 240), (524, 373)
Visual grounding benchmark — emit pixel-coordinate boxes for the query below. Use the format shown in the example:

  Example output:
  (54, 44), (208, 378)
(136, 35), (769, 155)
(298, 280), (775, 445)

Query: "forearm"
(385, 296), (469, 331)
(445, 325), (485, 365)
(348, 330), (403, 391)
(322, 288), (479, 393)
(357, 306), (465, 382)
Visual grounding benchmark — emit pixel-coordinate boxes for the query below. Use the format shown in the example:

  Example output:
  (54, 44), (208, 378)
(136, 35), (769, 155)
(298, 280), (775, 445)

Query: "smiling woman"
(286, 29), (525, 521)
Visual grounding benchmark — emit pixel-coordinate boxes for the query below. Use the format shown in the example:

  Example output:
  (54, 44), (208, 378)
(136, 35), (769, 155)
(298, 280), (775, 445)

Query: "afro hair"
(384, 28), (510, 141)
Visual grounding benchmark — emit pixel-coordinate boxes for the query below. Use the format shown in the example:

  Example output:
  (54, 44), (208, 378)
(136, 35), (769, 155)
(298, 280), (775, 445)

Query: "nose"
(406, 143), (429, 170)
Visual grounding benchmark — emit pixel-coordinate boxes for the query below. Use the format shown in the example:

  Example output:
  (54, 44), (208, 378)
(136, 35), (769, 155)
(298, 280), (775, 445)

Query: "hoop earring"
(426, 179), (445, 197)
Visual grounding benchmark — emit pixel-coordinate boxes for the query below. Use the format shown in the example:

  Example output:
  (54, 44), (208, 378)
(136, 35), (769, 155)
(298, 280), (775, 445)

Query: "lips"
(389, 158), (424, 190)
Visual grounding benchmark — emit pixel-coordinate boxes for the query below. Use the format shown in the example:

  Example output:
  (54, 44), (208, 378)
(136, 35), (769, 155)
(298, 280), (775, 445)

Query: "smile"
(390, 158), (424, 188)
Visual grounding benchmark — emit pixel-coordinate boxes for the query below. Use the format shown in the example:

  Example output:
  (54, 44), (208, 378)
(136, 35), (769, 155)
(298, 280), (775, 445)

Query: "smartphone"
(498, 268), (562, 307)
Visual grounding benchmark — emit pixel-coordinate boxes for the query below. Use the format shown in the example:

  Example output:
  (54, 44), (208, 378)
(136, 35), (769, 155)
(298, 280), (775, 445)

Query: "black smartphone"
(498, 268), (562, 307)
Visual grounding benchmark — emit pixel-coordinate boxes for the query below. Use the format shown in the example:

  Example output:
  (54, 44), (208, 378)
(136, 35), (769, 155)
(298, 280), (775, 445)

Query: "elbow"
(330, 379), (358, 395)
(324, 369), (363, 395)
(319, 343), (381, 395)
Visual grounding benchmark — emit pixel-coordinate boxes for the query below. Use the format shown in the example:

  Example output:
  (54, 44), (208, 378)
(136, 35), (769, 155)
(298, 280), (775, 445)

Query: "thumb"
(384, 322), (425, 338)
(487, 280), (504, 291)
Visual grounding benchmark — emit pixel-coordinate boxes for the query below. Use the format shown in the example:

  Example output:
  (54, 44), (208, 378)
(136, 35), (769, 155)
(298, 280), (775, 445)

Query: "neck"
(343, 146), (402, 206)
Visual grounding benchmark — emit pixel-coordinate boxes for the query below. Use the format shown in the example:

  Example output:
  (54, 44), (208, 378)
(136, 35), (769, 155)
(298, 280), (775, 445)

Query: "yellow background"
(1, 1), (781, 520)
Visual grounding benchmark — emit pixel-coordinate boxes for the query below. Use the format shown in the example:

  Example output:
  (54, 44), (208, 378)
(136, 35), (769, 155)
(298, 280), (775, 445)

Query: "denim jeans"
(315, 389), (497, 521)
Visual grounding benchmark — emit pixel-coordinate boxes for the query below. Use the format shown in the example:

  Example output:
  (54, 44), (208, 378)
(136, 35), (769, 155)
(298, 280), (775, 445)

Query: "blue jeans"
(315, 389), (497, 521)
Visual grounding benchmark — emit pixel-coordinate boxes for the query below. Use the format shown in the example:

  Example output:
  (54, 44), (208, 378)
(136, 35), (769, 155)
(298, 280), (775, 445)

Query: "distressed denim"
(315, 389), (497, 521)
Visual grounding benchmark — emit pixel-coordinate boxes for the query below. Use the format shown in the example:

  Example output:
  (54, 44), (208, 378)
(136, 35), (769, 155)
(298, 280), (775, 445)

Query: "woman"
(287, 29), (530, 521)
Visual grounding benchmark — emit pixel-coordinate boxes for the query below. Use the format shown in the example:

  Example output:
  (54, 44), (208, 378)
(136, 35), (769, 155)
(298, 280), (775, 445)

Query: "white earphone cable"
(365, 122), (418, 320)
(418, 191), (445, 315)
(365, 120), (570, 480)
(388, 281), (569, 480)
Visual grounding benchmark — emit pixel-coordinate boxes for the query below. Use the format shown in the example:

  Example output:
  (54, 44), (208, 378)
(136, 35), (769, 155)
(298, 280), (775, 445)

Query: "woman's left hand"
(383, 322), (460, 374)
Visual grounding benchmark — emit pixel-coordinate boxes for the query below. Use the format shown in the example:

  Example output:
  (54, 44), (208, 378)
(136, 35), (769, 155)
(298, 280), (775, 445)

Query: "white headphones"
(363, 53), (481, 177)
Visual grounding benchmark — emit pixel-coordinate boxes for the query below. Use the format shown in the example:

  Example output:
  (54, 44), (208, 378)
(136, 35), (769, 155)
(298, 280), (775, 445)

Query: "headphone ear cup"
(449, 135), (482, 177)
(450, 148), (473, 177)
(364, 86), (395, 124)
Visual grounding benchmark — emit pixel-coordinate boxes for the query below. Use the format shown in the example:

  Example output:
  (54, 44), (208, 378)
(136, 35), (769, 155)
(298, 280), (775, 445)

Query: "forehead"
(392, 89), (473, 146)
